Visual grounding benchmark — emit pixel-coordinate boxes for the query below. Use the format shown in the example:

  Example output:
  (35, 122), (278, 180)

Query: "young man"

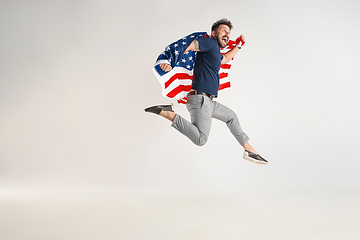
(145, 19), (268, 164)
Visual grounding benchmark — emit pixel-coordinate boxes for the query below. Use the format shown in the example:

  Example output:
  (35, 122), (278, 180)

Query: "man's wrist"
(236, 40), (245, 49)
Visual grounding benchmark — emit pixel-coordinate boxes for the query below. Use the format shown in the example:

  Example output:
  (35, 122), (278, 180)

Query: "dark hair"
(211, 18), (233, 32)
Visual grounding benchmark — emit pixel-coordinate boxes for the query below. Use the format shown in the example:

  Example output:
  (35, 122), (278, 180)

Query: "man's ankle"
(160, 110), (176, 122)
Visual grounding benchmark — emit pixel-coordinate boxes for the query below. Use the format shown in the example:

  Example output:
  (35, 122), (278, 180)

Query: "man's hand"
(159, 63), (172, 72)
(240, 34), (245, 43)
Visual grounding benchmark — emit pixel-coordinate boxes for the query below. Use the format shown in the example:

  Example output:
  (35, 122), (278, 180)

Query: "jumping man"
(145, 18), (268, 164)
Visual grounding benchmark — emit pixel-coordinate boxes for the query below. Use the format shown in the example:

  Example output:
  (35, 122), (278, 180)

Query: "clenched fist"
(159, 63), (172, 72)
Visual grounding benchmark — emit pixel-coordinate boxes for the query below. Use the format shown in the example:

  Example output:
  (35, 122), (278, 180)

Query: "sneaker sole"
(243, 156), (268, 164)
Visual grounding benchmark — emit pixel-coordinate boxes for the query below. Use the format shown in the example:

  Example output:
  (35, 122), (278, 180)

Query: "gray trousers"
(171, 94), (250, 146)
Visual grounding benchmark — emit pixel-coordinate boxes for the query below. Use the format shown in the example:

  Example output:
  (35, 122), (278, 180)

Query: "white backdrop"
(1, 0), (360, 193)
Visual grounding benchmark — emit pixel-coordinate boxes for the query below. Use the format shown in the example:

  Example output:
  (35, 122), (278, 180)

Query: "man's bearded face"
(213, 24), (231, 48)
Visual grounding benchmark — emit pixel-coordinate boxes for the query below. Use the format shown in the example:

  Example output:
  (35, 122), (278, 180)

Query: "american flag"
(152, 32), (243, 104)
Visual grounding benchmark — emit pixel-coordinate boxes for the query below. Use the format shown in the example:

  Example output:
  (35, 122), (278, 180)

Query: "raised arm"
(221, 47), (240, 64)
(160, 39), (201, 72)
(221, 34), (245, 64)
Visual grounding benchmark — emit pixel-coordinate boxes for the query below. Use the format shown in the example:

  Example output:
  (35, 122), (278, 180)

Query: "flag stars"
(189, 56), (193, 61)
(166, 46), (170, 51)
(186, 65), (191, 69)
(182, 42), (186, 45)
(174, 50), (179, 55)
(182, 59), (186, 63)
(174, 43), (178, 47)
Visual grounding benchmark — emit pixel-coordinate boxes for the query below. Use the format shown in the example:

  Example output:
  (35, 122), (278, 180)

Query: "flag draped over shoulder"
(152, 32), (243, 104)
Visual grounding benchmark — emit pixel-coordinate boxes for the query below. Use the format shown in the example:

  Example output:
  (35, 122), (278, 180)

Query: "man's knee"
(227, 111), (238, 124)
(194, 136), (207, 146)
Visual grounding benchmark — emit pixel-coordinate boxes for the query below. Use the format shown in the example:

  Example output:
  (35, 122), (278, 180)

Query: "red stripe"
(177, 98), (187, 104)
(224, 38), (242, 49)
(219, 81), (231, 90)
(228, 40), (236, 45)
(219, 72), (228, 79)
(165, 73), (193, 88)
(221, 64), (231, 69)
(166, 85), (192, 98)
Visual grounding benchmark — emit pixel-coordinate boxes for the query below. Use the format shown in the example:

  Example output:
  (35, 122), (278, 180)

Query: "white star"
(182, 59), (186, 63)
(189, 56), (193, 60)
(182, 42), (186, 45)
(190, 35), (195, 38)
(174, 50), (179, 55)
(186, 65), (191, 69)
(174, 44), (178, 47)
(183, 37), (187, 40)
(185, 52), (190, 55)
(166, 46), (170, 51)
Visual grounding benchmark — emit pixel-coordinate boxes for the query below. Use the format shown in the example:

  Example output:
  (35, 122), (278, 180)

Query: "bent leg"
(171, 95), (213, 146)
(212, 101), (250, 146)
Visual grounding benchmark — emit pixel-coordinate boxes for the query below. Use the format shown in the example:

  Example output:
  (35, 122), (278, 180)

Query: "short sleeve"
(197, 38), (218, 53)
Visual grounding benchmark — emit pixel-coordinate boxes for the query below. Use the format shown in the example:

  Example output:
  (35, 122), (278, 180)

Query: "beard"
(215, 34), (228, 48)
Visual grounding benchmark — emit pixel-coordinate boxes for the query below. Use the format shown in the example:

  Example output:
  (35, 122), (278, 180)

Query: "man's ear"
(211, 30), (216, 38)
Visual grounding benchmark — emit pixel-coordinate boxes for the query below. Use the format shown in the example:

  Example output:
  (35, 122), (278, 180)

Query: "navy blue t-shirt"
(191, 37), (223, 97)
